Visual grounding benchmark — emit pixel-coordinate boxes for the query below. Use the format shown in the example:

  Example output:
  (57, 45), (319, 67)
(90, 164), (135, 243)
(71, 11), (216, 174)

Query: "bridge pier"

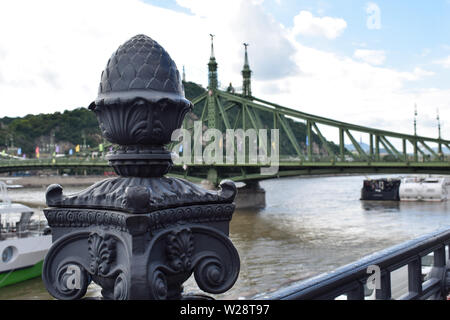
(234, 180), (266, 210)
(200, 167), (266, 210)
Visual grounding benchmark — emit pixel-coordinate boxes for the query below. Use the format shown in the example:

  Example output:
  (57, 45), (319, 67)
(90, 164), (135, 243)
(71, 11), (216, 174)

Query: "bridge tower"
(208, 34), (218, 90)
(437, 108), (443, 156)
(207, 34), (219, 130)
(242, 43), (252, 98)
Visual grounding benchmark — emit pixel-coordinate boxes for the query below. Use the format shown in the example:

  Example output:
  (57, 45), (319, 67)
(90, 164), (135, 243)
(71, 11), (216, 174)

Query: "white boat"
(399, 175), (450, 202)
(0, 178), (23, 189)
(0, 181), (52, 288)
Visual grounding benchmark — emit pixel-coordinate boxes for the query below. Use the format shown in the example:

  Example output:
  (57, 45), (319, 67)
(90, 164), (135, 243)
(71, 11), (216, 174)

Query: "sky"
(0, 0), (449, 145)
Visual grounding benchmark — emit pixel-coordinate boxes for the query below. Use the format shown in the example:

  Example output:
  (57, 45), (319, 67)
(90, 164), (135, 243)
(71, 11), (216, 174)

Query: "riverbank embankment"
(1, 175), (106, 188)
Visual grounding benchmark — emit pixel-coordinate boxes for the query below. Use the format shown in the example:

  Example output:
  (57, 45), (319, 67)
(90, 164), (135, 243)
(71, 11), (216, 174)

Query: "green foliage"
(183, 81), (206, 119)
(382, 154), (401, 162)
(0, 81), (207, 156)
(183, 81), (206, 101)
(0, 108), (101, 155)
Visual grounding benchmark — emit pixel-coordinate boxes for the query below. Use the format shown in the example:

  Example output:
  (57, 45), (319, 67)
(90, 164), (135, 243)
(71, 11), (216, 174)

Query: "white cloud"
(254, 37), (447, 141)
(291, 11), (347, 39)
(353, 49), (386, 66)
(0, 0), (208, 115)
(228, 1), (298, 80)
(434, 56), (450, 69)
(411, 67), (435, 78)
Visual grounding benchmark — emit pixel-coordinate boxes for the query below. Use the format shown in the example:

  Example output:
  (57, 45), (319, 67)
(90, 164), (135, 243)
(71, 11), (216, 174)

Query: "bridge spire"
(206, 34), (219, 130)
(437, 108), (441, 139)
(208, 34), (218, 90)
(414, 103), (418, 136)
(242, 43), (252, 98)
(437, 108), (443, 156)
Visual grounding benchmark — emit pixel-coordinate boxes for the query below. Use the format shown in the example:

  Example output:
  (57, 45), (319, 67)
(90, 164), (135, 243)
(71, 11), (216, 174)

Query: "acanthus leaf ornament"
(88, 232), (116, 276)
(166, 228), (194, 273)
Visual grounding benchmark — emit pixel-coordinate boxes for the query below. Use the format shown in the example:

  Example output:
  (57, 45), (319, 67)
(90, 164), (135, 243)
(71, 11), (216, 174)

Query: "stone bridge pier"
(201, 168), (266, 210)
(42, 34), (240, 300)
(234, 181), (266, 210)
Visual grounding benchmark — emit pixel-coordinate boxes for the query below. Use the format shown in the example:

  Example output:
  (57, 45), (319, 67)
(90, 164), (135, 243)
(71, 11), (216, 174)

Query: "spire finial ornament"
(208, 34), (218, 90)
(437, 108), (441, 139)
(414, 103), (418, 136)
(242, 42), (252, 98)
(210, 33), (215, 58)
(243, 42), (249, 65)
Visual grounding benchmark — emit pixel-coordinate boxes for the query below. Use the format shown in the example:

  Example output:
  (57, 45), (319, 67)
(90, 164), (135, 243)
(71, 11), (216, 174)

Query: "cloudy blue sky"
(0, 0), (449, 143)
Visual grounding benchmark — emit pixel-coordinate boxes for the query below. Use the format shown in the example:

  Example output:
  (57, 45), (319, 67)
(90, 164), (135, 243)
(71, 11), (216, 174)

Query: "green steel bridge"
(1, 38), (449, 185)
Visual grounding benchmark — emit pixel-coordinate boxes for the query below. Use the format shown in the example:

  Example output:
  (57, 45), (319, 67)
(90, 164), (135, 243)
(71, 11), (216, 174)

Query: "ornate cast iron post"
(42, 34), (240, 300)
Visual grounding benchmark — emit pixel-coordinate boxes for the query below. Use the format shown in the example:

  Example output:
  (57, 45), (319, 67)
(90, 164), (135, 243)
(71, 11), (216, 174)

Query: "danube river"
(1, 174), (449, 299)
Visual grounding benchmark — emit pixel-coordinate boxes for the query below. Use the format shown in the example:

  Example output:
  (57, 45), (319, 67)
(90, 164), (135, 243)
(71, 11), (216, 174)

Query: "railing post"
(346, 282), (365, 300)
(429, 246), (449, 299)
(446, 245), (450, 296)
(408, 258), (422, 297)
(375, 271), (391, 300)
(42, 34), (240, 300)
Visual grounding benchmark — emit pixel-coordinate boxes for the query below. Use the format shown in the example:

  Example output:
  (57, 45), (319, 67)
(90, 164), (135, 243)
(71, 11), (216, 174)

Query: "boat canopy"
(0, 181), (34, 214)
(0, 203), (34, 215)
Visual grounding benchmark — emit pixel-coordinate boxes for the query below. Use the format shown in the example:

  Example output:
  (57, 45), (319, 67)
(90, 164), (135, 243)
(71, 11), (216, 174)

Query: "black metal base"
(106, 146), (173, 177)
(42, 204), (239, 300)
(46, 178), (237, 214)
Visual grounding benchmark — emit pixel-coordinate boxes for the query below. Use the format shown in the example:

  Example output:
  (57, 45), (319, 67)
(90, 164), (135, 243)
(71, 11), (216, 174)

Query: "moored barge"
(360, 178), (401, 201)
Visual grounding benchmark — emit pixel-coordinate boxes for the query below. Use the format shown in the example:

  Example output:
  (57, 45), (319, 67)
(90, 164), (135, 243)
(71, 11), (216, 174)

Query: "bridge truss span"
(169, 88), (450, 183)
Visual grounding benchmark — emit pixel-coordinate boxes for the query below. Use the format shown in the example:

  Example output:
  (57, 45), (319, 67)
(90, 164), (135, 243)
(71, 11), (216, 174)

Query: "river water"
(0, 174), (449, 300)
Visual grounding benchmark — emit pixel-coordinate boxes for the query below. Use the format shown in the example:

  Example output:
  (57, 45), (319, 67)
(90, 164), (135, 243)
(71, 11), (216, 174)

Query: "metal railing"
(257, 228), (450, 300)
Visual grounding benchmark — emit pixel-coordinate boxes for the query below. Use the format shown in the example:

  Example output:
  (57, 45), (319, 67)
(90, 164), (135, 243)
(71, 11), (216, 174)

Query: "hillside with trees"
(0, 81), (207, 157)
